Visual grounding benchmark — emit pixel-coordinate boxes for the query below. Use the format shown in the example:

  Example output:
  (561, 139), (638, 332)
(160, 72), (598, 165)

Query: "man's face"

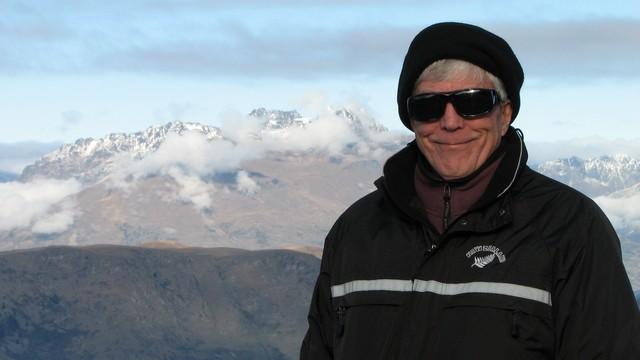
(410, 76), (512, 180)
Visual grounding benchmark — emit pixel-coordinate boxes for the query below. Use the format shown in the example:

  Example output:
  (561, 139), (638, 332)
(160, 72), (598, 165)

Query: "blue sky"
(1, 0), (639, 145)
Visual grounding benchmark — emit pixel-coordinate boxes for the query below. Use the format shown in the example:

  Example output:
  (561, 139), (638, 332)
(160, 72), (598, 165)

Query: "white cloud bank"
(236, 170), (259, 195)
(260, 112), (357, 154)
(596, 191), (640, 231)
(168, 167), (213, 211)
(0, 178), (81, 233)
(4, 4), (639, 81)
(105, 100), (400, 210)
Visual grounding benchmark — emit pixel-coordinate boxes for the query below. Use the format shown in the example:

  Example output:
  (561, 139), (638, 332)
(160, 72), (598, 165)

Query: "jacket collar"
(375, 127), (528, 229)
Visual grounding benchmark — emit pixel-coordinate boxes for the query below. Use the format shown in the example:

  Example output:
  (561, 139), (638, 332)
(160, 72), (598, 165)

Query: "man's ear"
(500, 102), (513, 135)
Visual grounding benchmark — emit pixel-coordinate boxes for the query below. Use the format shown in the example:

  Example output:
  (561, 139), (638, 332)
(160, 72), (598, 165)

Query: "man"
(300, 22), (640, 359)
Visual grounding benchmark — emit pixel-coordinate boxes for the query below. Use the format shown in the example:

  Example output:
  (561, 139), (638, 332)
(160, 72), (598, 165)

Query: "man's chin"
(434, 164), (474, 180)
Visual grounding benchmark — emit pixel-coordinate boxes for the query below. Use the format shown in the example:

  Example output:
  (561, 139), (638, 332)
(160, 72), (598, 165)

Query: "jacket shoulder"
(514, 167), (617, 248)
(341, 188), (386, 220)
(516, 166), (601, 210)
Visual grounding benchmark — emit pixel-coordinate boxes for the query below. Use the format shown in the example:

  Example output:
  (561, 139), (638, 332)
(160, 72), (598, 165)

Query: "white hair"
(414, 59), (508, 102)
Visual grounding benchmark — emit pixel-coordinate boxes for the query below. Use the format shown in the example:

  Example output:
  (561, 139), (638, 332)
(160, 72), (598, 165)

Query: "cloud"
(109, 131), (256, 184)
(105, 99), (398, 209)
(2, 4), (639, 81)
(31, 203), (76, 234)
(492, 20), (640, 79)
(0, 178), (81, 233)
(92, 19), (640, 81)
(2, 0), (639, 81)
(123, 0), (437, 9)
(0, 4), (71, 42)
(167, 167), (213, 211)
(260, 111), (358, 155)
(595, 191), (640, 231)
(106, 131), (253, 209)
(236, 170), (259, 195)
(97, 24), (410, 79)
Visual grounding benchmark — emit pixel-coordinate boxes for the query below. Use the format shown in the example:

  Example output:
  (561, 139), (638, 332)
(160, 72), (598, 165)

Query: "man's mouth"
(434, 138), (475, 146)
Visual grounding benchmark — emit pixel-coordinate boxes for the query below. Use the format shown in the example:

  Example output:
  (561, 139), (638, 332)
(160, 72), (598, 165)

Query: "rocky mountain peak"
(248, 107), (388, 135)
(19, 107), (395, 184)
(535, 154), (640, 196)
(20, 121), (223, 183)
(334, 107), (387, 134)
(41, 121), (223, 161)
(249, 108), (307, 130)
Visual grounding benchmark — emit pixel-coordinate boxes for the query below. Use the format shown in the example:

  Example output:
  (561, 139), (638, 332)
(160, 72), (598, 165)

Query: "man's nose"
(439, 102), (464, 130)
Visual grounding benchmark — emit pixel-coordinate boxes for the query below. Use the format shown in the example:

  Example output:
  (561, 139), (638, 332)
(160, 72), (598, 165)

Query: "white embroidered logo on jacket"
(466, 245), (506, 268)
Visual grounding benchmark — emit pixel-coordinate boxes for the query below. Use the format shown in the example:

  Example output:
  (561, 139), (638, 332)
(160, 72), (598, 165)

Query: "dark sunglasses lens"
(408, 95), (445, 122)
(452, 90), (496, 117)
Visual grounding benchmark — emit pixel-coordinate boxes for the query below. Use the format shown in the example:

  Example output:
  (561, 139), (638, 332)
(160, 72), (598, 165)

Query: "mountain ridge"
(3, 108), (640, 289)
(0, 245), (318, 360)
(534, 154), (640, 197)
(19, 107), (395, 184)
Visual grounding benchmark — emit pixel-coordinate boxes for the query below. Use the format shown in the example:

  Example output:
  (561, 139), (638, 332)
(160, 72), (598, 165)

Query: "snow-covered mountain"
(20, 122), (224, 183)
(534, 155), (640, 197)
(20, 107), (395, 184)
(3, 107), (402, 253)
(4, 109), (640, 289)
(334, 108), (388, 135)
(249, 107), (387, 134)
(249, 108), (309, 129)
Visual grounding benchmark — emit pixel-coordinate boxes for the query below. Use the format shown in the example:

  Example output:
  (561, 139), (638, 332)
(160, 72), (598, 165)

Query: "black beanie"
(397, 22), (524, 130)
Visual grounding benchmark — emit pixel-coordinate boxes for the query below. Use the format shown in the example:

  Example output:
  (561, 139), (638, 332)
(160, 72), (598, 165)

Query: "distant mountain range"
(20, 121), (225, 184)
(20, 107), (393, 184)
(1, 109), (638, 359)
(533, 155), (640, 197)
(249, 108), (309, 130)
(0, 245), (318, 360)
(3, 108), (404, 253)
(3, 107), (640, 288)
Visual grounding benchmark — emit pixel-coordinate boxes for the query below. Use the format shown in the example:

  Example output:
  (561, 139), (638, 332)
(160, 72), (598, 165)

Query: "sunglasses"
(407, 88), (500, 123)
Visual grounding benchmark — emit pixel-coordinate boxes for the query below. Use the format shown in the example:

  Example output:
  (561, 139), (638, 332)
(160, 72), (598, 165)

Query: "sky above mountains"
(1, 0), (639, 145)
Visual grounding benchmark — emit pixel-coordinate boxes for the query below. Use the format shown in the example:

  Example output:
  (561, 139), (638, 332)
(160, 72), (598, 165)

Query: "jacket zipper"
(442, 183), (451, 231)
(335, 304), (346, 337)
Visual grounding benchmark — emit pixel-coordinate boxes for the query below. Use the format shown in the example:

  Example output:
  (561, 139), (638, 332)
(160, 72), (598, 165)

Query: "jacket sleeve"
(300, 220), (340, 359)
(552, 203), (640, 358)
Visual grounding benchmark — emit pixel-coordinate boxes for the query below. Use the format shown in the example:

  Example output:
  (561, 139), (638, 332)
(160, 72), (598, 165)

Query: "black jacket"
(301, 128), (640, 359)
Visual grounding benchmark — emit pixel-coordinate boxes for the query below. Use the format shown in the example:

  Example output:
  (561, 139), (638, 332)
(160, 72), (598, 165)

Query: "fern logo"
(466, 245), (506, 268)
